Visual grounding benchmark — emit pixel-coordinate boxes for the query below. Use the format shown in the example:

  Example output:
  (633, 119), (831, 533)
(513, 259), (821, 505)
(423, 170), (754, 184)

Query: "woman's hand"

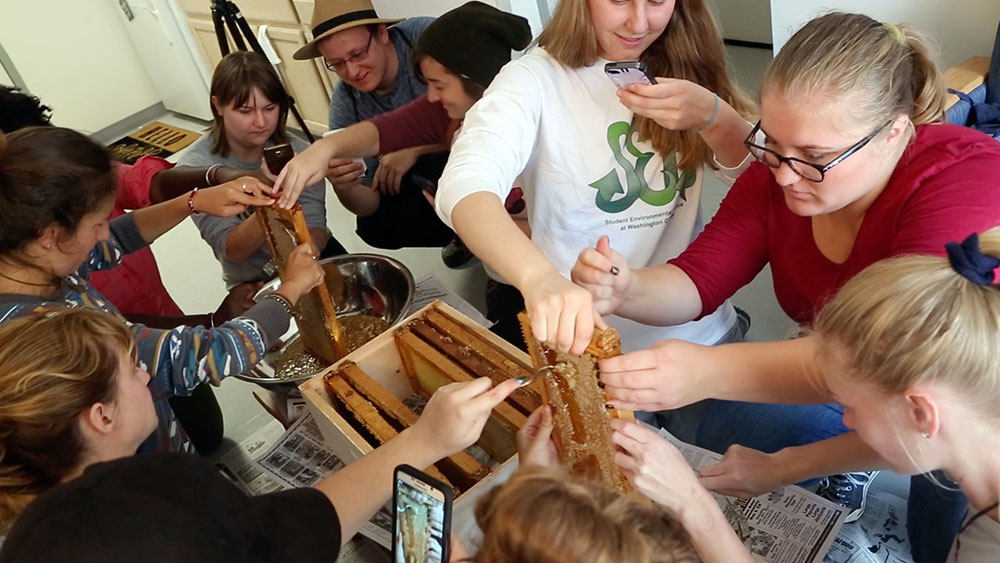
(600, 339), (709, 411)
(517, 405), (558, 467)
(698, 445), (793, 498)
(372, 148), (419, 195)
(617, 79), (720, 132)
(412, 377), (520, 457)
(274, 141), (339, 209)
(273, 243), (324, 304)
(571, 236), (631, 316)
(193, 176), (275, 216)
(522, 269), (605, 356)
(611, 419), (708, 513)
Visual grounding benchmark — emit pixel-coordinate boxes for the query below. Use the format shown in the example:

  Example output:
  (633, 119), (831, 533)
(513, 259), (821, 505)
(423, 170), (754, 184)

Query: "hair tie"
(945, 233), (1000, 286)
(883, 22), (905, 44)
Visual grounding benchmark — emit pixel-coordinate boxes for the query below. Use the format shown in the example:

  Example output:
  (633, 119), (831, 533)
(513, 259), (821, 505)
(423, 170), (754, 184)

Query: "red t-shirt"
(89, 156), (184, 317)
(670, 123), (1000, 324)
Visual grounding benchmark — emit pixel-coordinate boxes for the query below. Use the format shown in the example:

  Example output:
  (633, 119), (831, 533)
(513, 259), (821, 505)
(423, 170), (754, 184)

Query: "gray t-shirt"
(328, 17), (434, 182)
(178, 134), (328, 288)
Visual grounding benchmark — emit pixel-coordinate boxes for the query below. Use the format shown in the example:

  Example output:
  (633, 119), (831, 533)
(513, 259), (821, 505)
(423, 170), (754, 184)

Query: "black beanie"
(416, 1), (532, 88)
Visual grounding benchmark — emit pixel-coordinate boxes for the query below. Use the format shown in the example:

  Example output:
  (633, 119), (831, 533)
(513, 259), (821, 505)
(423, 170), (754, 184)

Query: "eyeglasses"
(743, 120), (892, 182)
(324, 34), (374, 72)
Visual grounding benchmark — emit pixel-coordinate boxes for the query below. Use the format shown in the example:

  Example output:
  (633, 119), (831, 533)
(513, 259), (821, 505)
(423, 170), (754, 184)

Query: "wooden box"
(300, 301), (528, 546)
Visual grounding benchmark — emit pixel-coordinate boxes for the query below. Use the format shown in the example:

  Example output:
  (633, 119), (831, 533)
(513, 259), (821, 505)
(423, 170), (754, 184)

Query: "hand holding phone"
(605, 61), (656, 89)
(393, 465), (452, 563)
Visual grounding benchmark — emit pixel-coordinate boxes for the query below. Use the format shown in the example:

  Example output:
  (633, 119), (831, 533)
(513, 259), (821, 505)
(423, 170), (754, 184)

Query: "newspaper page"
(657, 428), (847, 563)
(824, 491), (912, 563)
(409, 274), (492, 328)
(216, 412), (394, 555)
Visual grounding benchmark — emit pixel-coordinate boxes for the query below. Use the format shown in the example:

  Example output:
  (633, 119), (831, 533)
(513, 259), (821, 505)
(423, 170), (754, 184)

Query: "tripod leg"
(211, 3), (230, 57)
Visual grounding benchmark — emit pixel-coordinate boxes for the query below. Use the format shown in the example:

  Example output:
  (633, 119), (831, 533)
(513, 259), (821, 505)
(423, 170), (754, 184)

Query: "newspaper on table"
(216, 412), (394, 557)
(824, 491), (912, 563)
(657, 428), (847, 563)
(409, 274), (493, 328)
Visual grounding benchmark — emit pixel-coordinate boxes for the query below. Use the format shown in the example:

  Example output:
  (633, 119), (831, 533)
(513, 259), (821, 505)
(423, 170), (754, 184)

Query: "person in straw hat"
(294, 0), (464, 258)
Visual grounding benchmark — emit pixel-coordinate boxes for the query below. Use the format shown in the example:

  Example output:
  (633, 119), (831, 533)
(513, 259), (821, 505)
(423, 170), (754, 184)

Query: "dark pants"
(167, 383), (224, 455)
(908, 472), (967, 563)
(356, 153), (454, 249)
(485, 279), (527, 352)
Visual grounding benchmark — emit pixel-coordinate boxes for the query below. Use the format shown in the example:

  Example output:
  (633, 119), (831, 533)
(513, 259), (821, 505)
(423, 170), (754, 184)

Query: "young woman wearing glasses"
(569, 12), (1000, 560)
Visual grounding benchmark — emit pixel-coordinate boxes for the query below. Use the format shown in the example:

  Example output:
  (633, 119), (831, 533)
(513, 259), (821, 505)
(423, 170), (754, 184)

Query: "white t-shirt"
(948, 511), (1000, 562)
(436, 47), (737, 352)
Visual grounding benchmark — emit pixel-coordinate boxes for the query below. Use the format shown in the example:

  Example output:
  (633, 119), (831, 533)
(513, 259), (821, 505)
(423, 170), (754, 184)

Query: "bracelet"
(187, 187), (200, 214)
(694, 93), (720, 132)
(205, 163), (222, 186)
(263, 293), (296, 317)
(204, 312), (215, 328)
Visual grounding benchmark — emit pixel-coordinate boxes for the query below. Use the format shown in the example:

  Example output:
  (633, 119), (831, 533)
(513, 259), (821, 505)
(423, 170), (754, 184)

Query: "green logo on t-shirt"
(588, 121), (696, 213)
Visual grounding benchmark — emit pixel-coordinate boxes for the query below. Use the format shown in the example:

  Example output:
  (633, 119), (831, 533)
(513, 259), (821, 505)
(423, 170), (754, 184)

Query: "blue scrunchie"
(945, 233), (1000, 286)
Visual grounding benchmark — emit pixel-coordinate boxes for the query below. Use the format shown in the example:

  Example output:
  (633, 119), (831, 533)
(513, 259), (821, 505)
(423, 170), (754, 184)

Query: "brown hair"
(815, 227), (1000, 418)
(537, 0), (755, 172)
(412, 53), (488, 101)
(209, 51), (290, 158)
(0, 127), (115, 257)
(471, 466), (698, 563)
(763, 12), (946, 131)
(0, 308), (134, 532)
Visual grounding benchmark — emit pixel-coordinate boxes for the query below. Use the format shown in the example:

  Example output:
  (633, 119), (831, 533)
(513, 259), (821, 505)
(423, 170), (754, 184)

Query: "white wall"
(374, 0), (545, 37)
(713, 0), (772, 44)
(770, 1), (1000, 69)
(0, 1), (161, 133)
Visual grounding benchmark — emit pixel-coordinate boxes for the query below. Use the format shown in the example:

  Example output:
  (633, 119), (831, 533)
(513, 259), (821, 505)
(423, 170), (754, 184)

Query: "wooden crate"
(300, 301), (529, 546)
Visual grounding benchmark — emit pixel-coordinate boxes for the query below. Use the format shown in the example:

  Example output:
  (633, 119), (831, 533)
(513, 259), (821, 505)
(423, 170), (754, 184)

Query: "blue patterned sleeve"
(131, 299), (290, 398)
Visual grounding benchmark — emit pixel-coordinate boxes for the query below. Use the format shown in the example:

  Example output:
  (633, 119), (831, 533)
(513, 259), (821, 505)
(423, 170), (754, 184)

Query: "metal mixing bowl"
(236, 254), (415, 385)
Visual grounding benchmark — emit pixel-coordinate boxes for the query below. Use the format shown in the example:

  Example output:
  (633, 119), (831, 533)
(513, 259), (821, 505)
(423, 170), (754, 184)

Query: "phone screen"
(393, 465), (452, 563)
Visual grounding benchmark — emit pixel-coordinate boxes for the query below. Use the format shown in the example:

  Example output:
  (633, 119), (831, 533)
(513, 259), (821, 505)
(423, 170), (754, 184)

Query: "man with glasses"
(294, 0), (468, 264)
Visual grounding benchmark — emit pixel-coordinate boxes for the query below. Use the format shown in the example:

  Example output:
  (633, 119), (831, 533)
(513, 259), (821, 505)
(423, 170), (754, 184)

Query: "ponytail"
(763, 12), (946, 130)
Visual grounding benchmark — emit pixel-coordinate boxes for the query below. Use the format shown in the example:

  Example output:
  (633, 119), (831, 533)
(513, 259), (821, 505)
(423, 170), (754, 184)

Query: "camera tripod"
(210, 0), (315, 142)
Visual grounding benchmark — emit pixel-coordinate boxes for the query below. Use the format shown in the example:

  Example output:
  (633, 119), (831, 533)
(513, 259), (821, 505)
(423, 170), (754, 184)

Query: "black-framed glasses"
(743, 120), (891, 182)
(324, 33), (374, 72)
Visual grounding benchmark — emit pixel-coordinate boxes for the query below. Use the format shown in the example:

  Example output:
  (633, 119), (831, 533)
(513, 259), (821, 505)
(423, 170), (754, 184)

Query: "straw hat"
(293, 0), (402, 60)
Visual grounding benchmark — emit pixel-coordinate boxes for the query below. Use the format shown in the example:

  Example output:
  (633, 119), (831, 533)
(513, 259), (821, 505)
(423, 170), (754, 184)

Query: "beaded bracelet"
(694, 93), (720, 132)
(187, 187), (200, 214)
(263, 293), (296, 317)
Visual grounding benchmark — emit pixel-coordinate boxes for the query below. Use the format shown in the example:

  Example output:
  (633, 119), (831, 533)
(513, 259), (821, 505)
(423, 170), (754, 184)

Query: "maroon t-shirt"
(371, 94), (453, 154)
(670, 122), (1000, 324)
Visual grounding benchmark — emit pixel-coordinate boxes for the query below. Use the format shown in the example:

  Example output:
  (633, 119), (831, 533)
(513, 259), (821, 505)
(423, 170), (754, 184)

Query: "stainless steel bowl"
(236, 254), (415, 385)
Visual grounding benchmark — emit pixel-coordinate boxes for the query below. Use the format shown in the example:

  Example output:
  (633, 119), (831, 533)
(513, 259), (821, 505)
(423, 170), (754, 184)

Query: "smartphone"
(392, 464), (453, 563)
(604, 61), (656, 88)
(263, 143), (294, 176)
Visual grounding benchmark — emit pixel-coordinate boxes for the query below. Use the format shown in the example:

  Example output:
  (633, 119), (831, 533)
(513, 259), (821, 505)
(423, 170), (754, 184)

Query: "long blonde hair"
(537, 0), (754, 172)
(815, 228), (1000, 418)
(0, 308), (133, 532)
(764, 12), (945, 131)
(471, 466), (698, 562)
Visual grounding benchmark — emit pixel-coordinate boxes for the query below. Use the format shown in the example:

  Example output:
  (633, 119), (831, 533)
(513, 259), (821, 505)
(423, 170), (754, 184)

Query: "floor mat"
(107, 121), (201, 164)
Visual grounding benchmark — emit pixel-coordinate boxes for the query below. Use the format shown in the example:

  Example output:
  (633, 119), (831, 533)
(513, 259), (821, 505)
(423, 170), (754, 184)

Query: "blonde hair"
(471, 466), (698, 563)
(764, 12), (946, 130)
(815, 227), (1000, 418)
(0, 308), (133, 532)
(537, 0), (754, 172)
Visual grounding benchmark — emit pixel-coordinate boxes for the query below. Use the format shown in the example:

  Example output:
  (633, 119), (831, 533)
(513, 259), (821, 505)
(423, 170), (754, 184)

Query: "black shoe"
(816, 471), (879, 523)
(441, 237), (474, 269)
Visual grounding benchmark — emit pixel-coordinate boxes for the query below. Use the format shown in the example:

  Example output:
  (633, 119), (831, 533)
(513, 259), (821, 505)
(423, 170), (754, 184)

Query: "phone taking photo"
(392, 464), (453, 563)
(262, 143), (294, 176)
(605, 61), (656, 89)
